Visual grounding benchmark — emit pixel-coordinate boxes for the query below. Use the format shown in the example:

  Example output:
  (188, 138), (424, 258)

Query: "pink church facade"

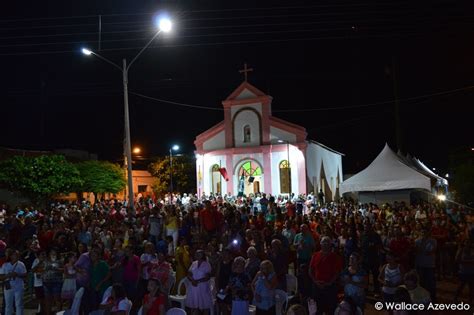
(194, 81), (344, 199)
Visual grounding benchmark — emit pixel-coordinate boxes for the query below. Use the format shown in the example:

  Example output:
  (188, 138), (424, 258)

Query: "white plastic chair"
(56, 287), (84, 315)
(274, 289), (288, 315)
(249, 304), (257, 315)
(100, 286), (113, 304)
(169, 278), (188, 309)
(286, 274), (298, 300)
(166, 307), (187, 315)
(167, 274), (176, 295)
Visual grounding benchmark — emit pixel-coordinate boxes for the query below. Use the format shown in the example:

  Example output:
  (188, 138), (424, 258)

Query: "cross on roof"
(239, 63), (253, 82)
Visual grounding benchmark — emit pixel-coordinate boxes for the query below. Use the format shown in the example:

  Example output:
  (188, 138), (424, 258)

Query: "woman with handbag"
(0, 250), (27, 315)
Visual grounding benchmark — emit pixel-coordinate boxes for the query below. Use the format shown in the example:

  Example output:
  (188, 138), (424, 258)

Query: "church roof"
(224, 81), (267, 101)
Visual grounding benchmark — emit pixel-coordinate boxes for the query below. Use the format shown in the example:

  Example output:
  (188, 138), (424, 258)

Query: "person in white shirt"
(31, 251), (47, 314)
(1, 250), (27, 315)
(139, 242), (157, 299)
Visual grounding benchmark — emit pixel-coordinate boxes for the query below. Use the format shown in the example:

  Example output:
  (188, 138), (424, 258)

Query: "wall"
(306, 142), (343, 200)
(270, 147), (303, 195)
(359, 190), (411, 205)
(197, 154), (228, 195)
(233, 109), (261, 147)
(230, 103), (262, 118)
(269, 127), (297, 143)
(203, 130), (225, 151)
(115, 170), (155, 199)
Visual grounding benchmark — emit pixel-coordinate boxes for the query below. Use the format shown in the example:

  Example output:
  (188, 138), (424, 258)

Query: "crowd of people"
(0, 191), (472, 315)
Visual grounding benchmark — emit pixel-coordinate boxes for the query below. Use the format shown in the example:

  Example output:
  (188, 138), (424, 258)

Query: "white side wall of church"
(203, 130), (225, 151)
(306, 142), (343, 199)
(269, 127), (297, 143)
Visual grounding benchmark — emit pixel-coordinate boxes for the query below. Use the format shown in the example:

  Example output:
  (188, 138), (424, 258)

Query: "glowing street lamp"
(158, 18), (172, 33)
(437, 194), (446, 201)
(81, 15), (173, 212)
(169, 144), (180, 192)
(81, 48), (92, 55)
(133, 147), (141, 155)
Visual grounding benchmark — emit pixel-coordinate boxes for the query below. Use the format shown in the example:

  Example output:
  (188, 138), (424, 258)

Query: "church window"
(279, 160), (291, 194)
(239, 161), (262, 176)
(211, 164), (221, 194)
(243, 125), (251, 143)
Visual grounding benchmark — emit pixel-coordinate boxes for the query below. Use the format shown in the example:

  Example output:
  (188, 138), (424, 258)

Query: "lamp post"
(169, 144), (180, 193)
(82, 17), (172, 212)
(278, 139), (291, 197)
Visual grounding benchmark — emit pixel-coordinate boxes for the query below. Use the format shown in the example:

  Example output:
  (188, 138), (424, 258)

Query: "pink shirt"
(123, 255), (140, 282)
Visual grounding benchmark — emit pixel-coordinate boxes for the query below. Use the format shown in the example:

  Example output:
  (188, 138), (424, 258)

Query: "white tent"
(340, 144), (431, 194)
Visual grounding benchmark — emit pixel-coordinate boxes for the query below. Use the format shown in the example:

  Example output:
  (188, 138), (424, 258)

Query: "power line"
(128, 84), (474, 113)
(1, 9), (471, 32)
(0, 3), (413, 24)
(273, 85), (474, 112)
(3, 28), (471, 56)
(129, 91), (223, 111)
(1, 15), (472, 43)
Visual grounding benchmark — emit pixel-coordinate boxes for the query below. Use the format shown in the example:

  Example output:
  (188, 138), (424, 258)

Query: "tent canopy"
(397, 151), (448, 186)
(340, 144), (431, 194)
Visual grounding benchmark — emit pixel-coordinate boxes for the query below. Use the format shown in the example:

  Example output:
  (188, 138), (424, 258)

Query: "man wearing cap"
(309, 236), (343, 315)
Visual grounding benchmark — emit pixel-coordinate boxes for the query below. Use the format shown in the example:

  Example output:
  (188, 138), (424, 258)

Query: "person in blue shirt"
(251, 260), (278, 315)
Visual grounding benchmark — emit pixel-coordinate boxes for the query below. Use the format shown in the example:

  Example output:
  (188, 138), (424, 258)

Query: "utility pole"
(392, 56), (403, 153)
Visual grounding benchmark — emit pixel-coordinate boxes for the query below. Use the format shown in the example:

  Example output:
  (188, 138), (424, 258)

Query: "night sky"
(1, 0), (473, 174)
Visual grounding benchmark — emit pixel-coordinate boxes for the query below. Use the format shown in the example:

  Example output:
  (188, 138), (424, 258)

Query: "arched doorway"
(279, 160), (291, 194)
(236, 160), (263, 196)
(211, 164), (222, 194)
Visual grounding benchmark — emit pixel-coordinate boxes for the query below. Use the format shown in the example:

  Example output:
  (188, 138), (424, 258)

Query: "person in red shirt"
(200, 201), (223, 241)
(389, 227), (411, 270)
(286, 201), (296, 218)
(431, 219), (448, 279)
(38, 223), (54, 251)
(123, 246), (141, 305)
(142, 278), (166, 315)
(309, 236), (343, 315)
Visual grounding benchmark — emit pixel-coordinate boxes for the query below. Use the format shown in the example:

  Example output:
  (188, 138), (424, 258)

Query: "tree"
(452, 163), (474, 205)
(0, 155), (82, 205)
(76, 160), (126, 198)
(148, 155), (196, 196)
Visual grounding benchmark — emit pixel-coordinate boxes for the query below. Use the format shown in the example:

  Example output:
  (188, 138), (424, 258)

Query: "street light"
(278, 139), (291, 197)
(81, 16), (173, 212)
(133, 147), (141, 155)
(169, 145), (180, 193)
(437, 194), (446, 201)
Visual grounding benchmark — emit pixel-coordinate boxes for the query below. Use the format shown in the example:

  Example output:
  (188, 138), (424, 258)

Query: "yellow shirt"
(165, 216), (178, 230)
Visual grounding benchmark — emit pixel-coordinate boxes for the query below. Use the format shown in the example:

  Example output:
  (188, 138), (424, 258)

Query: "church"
(194, 66), (344, 200)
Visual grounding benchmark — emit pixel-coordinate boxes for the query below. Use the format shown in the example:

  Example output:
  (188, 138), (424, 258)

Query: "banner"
(219, 167), (230, 181)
